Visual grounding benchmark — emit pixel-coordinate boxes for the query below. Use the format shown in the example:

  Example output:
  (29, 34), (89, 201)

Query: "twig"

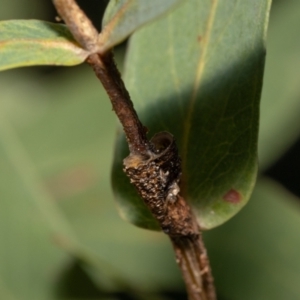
(90, 53), (217, 300)
(170, 222), (216, 300)
(52, 1), (217, 299)
(53, 0), (98, 52)
(86, 52), (150, 155)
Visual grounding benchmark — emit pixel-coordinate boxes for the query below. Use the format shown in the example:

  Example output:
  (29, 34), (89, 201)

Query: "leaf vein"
(181, 0), (219, 184)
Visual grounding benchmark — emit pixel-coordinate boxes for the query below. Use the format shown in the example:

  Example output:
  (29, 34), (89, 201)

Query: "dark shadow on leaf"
(112, 43), (265, 230)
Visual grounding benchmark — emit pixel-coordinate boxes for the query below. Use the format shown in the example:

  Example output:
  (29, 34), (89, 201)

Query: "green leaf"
(259, 1), (300, 170)
(112, 0), (272, 230)
(36, 68), (182, 292)
(0, 112), (68, 300)
(0, 70), (120, 299)
(0, 0), (47, 20)
(99, 0), (184, 53)
(205, 177), (300, 300)
(0, 64), (183, 294)
(0, 20), (88, 71)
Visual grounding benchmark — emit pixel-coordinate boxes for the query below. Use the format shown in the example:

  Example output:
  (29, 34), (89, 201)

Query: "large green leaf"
(0, 69), (122, 299)
(0, 0), (46, 20)
(0, 20), (88, 71)
(205, 178), (300, 300)
(0, 85), (70, 299)
(0, 65), (183, 295)
(0, 151), (67, 300)
(112, 0), (272, 230)
(100, 0), (184, 52)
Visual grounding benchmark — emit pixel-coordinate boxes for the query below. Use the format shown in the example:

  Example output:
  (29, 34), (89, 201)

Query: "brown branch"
(53, 0), (98, 52)
(86, 52), (150, 155)
(52, 1), (217, 299)
(170, 219), (216, 300)
(122, 128), (217, 300)
(89, 54), (217, 300)
(86, 52), (217, 299)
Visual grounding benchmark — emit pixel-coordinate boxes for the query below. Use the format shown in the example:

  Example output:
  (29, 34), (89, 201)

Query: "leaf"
(0, 0), (46, 20)
(0, 70), (121, 299)
(0, 116), (68, 300)
(36, 69), (183, 292)
(258, 1), (300, 170)
(0, 65), (183, 294)
(205, 177), (300, 300)
(99, 0), (184, 53)
(112, 0), (272, 230)
(0, 20), (88, 71)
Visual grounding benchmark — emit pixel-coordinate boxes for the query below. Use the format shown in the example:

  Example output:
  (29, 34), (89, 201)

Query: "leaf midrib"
(99, 0), (133, 50)
(181, 0), (218, 194)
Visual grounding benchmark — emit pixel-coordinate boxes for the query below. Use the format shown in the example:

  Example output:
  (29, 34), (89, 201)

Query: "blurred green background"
(1, 1), (300, 299)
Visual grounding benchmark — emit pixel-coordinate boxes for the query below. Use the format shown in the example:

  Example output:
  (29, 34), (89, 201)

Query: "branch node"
(53, 0), (99, 52)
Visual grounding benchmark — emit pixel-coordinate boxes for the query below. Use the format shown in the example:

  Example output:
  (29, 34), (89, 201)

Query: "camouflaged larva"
(123, 132), (181, 221)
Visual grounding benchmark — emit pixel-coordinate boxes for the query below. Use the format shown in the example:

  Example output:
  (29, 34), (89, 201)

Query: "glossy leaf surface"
(112, 0), (271, 230)
(0, 20), (88, 71)
(100, 0), (183, 52)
